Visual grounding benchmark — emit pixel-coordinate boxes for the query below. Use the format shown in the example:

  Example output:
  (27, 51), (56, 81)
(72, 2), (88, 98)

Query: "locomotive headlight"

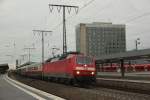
(91, 72), (95, 75)
(76, 71), (80, 75)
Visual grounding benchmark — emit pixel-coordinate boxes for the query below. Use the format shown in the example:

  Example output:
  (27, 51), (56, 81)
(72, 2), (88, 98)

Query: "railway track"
(91, 86), (150, 100)
(8, 72), (150, 100)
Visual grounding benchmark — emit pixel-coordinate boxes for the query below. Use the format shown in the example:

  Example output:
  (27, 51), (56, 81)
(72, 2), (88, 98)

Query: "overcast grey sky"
(0, 0), (150, 67)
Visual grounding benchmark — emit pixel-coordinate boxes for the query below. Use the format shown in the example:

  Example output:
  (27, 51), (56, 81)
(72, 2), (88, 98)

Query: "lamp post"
(135, 38), (140, 50)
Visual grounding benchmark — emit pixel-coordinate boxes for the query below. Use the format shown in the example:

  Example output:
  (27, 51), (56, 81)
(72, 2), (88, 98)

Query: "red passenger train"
(97, 61), (150, 72)
(17, 52), (96, 84)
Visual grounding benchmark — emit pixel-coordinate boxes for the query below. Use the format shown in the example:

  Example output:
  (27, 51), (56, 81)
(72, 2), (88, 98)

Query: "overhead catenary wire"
(48, 4), (79, 54)
(33, 0), (150, 53)
(32, 0), (97, 45)
(33, 30), (52, 63)
(124, 12), (150, 23)
(51, 0), (96, 31)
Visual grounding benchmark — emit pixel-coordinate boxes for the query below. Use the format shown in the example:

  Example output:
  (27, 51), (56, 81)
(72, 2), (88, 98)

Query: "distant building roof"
(79, 22), (125, 28)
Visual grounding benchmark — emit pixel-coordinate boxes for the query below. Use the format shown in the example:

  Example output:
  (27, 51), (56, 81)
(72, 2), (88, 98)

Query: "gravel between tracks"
(9, 73), (150, 100)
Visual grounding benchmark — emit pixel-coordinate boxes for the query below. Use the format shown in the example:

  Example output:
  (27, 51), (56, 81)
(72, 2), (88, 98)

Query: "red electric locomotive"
(43, 52), (96, 84)
(17, 52), (96, 85)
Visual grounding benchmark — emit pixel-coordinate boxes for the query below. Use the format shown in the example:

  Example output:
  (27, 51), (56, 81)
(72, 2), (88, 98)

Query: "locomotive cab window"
(76, 56), (93, 64)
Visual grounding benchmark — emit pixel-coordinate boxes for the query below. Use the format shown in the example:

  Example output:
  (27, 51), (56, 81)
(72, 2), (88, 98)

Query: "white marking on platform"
(6, 75), (65, 100)
(4, 77), (46, 100)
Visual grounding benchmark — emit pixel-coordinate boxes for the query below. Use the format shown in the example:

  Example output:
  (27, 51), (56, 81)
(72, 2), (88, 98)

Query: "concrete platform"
(0, 74), (65, 100)
(96, 77), (150, 94)
(0, 75), (37, 100)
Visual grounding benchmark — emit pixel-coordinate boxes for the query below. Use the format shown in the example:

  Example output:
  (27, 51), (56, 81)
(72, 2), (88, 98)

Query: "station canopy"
(0, 63), (9, 73)
(96, 49), (150, 64)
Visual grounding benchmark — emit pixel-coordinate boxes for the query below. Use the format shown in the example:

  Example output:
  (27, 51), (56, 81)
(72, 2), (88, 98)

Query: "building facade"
(76, 22), (126, 57)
